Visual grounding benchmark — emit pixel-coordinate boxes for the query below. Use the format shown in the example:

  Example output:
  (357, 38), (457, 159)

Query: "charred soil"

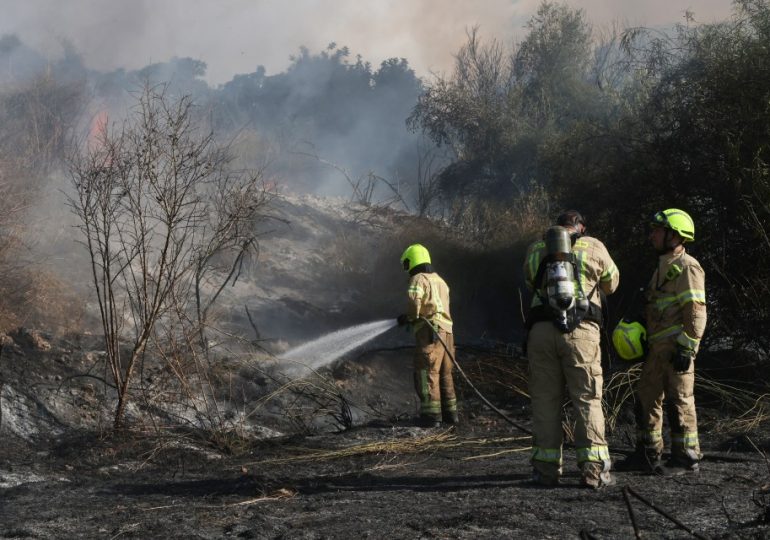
(1, 333), (770, 539)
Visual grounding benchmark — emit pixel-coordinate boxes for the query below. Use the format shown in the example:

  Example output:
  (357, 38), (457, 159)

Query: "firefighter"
(523, 210), (619, 488)
(615, 209), (707, 474)
(397, 244), (457, 428)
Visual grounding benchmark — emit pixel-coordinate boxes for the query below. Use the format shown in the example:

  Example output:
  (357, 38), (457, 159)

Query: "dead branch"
(622, 486), (642, 539)
(626, 486), (710, 540)
(67, 83), (274, 428)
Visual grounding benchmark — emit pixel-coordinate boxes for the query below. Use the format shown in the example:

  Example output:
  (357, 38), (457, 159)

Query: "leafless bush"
(280, 376), (354, 433)
(414, 140), (447, 218)
(440, 180), (550, 249)
(0, 73), (85, 332)
(67, 84), (274, 428)
(292, 145), (409, 220)
(0, 73), (85, 176)
(457, 347), (529, 403)
(0, 174), (31, 329)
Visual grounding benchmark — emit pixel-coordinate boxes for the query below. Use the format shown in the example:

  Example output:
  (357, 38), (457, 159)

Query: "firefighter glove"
(671, 347), (694, 373)
(396, 314), (409, 326)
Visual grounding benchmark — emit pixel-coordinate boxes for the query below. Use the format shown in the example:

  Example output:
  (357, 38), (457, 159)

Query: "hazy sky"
(1, 0), (734, 85)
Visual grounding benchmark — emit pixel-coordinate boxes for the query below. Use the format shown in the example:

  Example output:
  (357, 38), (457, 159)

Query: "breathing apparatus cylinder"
(544, 226), (577, 331)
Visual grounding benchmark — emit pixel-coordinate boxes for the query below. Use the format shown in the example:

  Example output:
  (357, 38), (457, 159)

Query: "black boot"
(665, 454), (700, 473)
(614, 448), (663, 474)
(442, 410), (459, 425)
(418, 415), (441, 428)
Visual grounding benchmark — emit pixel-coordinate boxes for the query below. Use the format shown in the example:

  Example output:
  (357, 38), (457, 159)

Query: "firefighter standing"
(616, 209), (707, 473)
(524, 211), (619, 488)
(397, 244), (458, 428)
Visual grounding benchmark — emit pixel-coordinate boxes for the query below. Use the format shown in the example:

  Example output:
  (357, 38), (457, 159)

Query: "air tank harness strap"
(525, 301), (602, 330)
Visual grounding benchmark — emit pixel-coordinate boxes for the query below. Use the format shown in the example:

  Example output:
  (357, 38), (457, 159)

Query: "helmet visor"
(651, 211), (668, 228)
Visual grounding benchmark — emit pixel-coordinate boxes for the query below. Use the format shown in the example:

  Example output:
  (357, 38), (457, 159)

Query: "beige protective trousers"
(413, 326), (457, 422)
(635, 340), (700, 459)
(528, 321), (610, 477)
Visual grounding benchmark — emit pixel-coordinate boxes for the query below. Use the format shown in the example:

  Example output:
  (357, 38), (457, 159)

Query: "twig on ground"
(626, 486), (710, 540)
(746, 435), (770, 476)
(623, 486), (642, 539)
(142, 488), (297, 512)
(720, 495), (737, 527)
(461, 446), (531, 461)
(246, 430), (456, 465)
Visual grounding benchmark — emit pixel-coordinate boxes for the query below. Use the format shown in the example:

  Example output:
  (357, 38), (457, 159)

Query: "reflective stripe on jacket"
(523, 235), (619, 311)
(406, 272), (453, 333)
(645, 249), (706, 351)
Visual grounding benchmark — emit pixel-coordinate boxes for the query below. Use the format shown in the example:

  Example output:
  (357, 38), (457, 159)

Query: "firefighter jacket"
(406, 271), (453, 334)
(644, 248), (707, 353)
(523, 235), (619, 321)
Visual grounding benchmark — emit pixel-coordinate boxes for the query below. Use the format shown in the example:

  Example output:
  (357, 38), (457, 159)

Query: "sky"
(0, 0), (734, 85)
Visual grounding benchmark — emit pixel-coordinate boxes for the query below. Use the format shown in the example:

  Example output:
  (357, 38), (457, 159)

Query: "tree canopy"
(408, 0), (770, 354)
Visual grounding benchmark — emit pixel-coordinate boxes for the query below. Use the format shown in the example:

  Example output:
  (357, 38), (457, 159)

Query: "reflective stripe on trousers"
(636, 429), (663, 446)
(672, 431), (699, 449)
(527, 321), (608, 469)
(634, 340), (699, 457)
(413, 327), (456, 420)
(532, 446), (562, 464)
(576, 445), (610, 464)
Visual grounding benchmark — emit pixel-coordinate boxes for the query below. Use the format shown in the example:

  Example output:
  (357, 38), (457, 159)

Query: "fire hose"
(418, 317), (533, 436)
(418, 317), (638, 456)
(417, 318), (763, 469)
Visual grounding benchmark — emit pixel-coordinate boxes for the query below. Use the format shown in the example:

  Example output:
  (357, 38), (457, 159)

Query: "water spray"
(278, 319), (397, 378)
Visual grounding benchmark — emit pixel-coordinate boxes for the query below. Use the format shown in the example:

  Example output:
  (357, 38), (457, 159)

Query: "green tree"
(550, 0), (770, 357)
(408, 2), (597, 241)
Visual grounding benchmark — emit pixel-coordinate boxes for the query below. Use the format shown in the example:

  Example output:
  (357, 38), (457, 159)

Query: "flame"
(87, 109), (109, 151)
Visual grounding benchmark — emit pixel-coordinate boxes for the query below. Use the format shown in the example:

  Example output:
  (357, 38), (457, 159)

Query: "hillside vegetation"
(0, 0), (767, 436)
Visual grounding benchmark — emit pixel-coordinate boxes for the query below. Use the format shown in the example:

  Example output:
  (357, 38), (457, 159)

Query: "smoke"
(0, 0), (738, 340)
(0, 0), (733, 85)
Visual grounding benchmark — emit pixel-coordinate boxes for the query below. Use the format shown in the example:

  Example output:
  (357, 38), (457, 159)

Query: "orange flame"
(87, 109), (109, 151)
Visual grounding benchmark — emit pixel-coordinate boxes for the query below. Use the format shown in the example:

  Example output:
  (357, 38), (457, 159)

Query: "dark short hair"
(557, 210), (586, 228)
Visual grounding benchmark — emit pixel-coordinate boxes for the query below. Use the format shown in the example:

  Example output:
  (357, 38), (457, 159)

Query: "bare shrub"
(0, 73), (85, 333)
(0, 177), (31, 330)
(67, 84), (274, 428)
(442, 180), (550, 250)
(0, 73), (85, 176)
(15, 270), (86, 334)
(292, 144), (410, 222)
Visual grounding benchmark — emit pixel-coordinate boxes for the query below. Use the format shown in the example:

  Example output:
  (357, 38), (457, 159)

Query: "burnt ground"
(2, 331), (770, 539)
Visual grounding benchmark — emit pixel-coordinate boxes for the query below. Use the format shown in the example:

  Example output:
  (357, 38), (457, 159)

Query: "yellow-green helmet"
(401, 244), (431, 271)
(612, 320), (647, 361)
(651, 209), (695, 242)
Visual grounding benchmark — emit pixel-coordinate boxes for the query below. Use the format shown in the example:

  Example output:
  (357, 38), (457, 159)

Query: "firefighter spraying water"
(396, 243), (458, 428)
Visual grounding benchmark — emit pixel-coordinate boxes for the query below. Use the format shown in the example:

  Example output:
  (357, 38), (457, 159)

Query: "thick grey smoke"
(0, 0), (733, 85)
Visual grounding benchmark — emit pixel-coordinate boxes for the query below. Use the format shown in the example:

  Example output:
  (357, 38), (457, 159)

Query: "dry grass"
(706, 390), (770, 434)
(603, 361), (770, 435)
(248, 430), (456, 466)
(603, 364), (643, 431)
(247, 431), (531, 467)
(459, 348), (530, 401)
(0, 265), (87, 335)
